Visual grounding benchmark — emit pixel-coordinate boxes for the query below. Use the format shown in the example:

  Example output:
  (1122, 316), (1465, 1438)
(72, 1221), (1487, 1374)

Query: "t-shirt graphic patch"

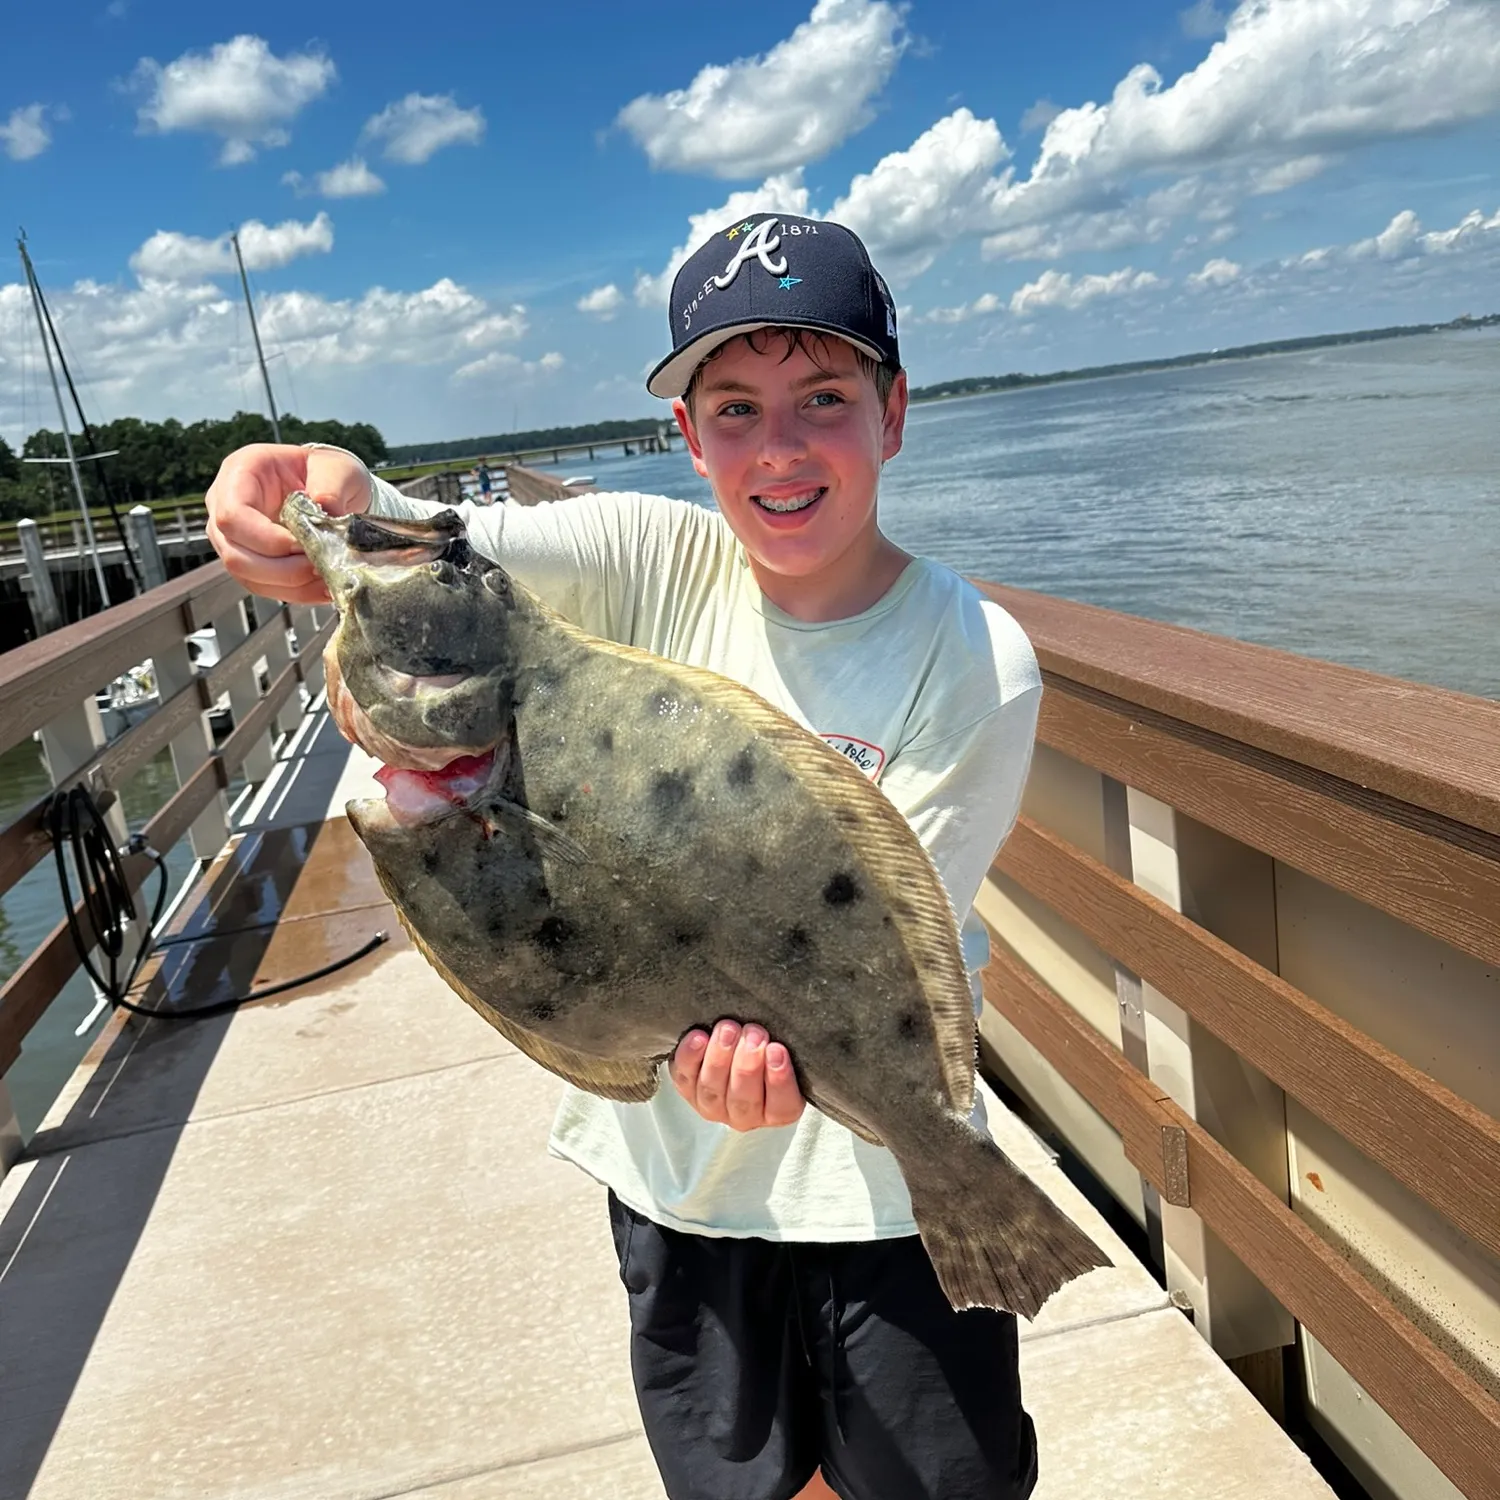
(822, 734), (887, 779)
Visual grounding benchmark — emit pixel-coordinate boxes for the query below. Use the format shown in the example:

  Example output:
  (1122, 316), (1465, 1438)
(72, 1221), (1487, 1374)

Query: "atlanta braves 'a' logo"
(714, 219), (788, 288)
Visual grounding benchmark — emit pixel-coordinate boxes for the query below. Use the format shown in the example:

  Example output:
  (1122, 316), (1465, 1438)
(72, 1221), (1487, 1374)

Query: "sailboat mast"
(26, 251), (141, 591)
(18, 236), (111, 607)
(231, 231), (282, 443)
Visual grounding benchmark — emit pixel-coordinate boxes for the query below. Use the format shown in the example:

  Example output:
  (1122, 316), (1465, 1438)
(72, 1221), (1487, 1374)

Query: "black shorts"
(607, 1192), (1038, 1500)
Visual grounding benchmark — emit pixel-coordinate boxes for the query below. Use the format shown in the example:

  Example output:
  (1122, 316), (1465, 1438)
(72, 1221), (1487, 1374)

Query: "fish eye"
(481, 569), (513, 602)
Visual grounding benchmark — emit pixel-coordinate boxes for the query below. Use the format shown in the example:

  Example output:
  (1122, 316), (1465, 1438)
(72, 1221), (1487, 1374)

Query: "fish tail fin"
(903, 1127), (1111, 1320)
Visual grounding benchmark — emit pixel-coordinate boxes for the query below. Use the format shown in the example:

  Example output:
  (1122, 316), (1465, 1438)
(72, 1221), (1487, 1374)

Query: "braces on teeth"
(755, 488), (824, 513)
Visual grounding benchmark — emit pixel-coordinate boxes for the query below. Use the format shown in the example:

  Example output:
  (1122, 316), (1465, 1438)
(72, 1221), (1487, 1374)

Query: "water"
(2, 329), (1495, 1136)
(577, 328), (1500, 700)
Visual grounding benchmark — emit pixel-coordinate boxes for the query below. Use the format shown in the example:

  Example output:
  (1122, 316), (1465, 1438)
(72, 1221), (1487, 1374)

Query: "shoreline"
(906, 314), (1499, 407)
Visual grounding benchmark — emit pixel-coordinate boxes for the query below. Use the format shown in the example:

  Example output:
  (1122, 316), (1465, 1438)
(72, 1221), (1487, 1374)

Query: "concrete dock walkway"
(0, 702), (1336, 1499)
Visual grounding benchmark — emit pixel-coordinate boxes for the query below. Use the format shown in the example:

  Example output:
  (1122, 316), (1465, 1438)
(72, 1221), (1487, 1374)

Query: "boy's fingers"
(209, 491), (304, 559)
(762, 1043), (805, 1128)
(670, 1030), (709, 1102)
(692, 1020), (739, 1124)
(206, 518), (326, 599)
(725, 1026), (769, 1130)
(306, 448), (372, 517)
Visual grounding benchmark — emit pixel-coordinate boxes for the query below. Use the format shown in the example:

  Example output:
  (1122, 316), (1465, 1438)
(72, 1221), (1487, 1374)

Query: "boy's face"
(673, 334), (908, 586)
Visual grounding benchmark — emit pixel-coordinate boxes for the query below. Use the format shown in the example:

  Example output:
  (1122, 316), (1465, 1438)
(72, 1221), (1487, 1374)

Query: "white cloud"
(258, 280), (525, 367)
(0, 268), (530, 441)
(1188, 257), (1242, 287)
(1371, 208), (1423, 260)
(1020, 99), (1061, 134)
(1348, 205), (1500, 260)
(983, 178), (1214, 263)
(132, 35), (335, 166)
(1179, 0), (1227, 39)
(1010, 267), (1163, 316)
(624, 2), (1500, 314)
(616, 0), (905, 178)
(1, 104), (51, 161)
(818, 0), (1500, 283)
(1249, 154), (1332, 195)
(832, 109), (1012, 281)
(917, 292), (1004, 325)
(285, 157), (386, 198)
(1420, 206), (1500, 251)
(361, 93), (484, 165)
(1001, 0), (1500, 233)
(129, 214), (335, 282)
(577, 284), (625, 319)
(453, 348), (563, 383)
(633, 171), (813, 306)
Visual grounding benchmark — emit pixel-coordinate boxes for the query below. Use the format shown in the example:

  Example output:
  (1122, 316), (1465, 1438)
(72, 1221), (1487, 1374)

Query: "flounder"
(282, 492), (1107, 1317)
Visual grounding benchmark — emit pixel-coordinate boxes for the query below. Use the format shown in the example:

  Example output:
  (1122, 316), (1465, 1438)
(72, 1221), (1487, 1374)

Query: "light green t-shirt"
(364, 475), (1041, 1240)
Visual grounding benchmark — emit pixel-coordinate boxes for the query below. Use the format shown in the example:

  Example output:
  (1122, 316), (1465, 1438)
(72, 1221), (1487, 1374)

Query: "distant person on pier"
(204, 215), (1048, 1500)
(476, 461), (493, 504)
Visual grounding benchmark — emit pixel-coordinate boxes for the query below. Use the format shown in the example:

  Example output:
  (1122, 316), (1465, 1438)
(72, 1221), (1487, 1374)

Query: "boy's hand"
(671, 1021), (805, 1131)
(205, 442), (371, 604)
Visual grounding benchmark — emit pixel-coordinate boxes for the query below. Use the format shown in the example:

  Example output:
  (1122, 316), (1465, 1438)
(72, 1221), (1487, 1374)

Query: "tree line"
(0, 412), (388, 522)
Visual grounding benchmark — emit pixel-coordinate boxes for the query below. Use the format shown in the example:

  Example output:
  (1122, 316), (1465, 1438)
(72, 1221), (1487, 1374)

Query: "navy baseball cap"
(646, 215), (900, 398)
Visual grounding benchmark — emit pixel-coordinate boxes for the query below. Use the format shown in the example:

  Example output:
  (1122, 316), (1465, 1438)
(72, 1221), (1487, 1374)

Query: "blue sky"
(2, 0), (1498, 446)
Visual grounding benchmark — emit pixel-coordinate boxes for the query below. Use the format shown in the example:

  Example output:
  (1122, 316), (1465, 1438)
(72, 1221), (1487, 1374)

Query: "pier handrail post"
(1110, 783), (1295, 1405)
(16, 518), (63, 635)
(126, 506), (169, 592)
(155, 627), (231, 860)
(289, 605), (327, 700)
(261, 602), (303, 739)
(210, 600), (276, 784)
(0, 1080), (19, 1181)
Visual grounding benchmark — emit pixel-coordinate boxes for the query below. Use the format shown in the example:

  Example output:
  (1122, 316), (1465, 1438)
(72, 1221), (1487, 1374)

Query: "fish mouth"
(372, 747), (505, 827)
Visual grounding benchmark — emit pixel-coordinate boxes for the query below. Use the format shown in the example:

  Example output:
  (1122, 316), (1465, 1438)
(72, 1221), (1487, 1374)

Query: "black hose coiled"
(47, 784), (385, 1023)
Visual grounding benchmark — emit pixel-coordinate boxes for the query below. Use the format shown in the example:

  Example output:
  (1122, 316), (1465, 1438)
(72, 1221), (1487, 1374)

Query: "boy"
(205, 215), (1045, 1500)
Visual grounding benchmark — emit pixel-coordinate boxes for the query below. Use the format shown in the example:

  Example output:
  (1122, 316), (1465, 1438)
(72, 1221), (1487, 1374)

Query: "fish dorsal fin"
(541, 611), (978, 1117)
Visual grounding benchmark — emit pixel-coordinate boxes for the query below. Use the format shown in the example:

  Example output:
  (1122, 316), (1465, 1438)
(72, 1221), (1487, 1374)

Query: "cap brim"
(647, 320), (888, 399)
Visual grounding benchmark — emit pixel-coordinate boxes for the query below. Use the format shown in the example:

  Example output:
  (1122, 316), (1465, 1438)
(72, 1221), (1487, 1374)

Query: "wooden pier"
(0, 532), (1496, 1498)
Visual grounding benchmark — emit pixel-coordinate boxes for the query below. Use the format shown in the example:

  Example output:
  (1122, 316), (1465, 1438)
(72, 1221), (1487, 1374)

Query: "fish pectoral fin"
(478, 798), (590, 865)
(489, 1012), (662, 1103)
(805, 1089), (885, 1148)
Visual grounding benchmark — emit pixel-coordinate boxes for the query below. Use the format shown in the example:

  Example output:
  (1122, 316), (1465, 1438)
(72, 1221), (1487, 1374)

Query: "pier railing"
(0, 499), (209, 559)
(0, 560), (330, 1165)
(975, 584), (1500, 1500)
(3, 543), (1497, 1500)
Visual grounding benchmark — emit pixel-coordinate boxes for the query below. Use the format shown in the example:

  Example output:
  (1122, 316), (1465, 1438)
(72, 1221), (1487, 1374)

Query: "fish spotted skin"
(281, 492), (1109, 1317)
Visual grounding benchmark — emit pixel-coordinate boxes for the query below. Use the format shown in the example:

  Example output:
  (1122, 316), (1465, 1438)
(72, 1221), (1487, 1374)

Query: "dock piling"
(17, 518), (63, 635)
